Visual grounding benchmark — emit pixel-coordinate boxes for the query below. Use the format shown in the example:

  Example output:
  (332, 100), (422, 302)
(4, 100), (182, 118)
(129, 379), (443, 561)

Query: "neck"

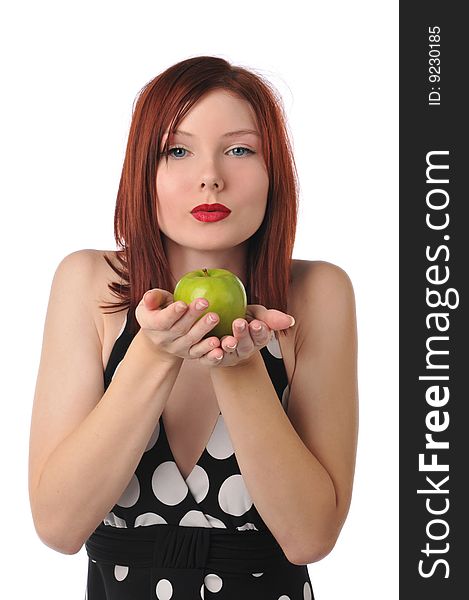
(163, 236), (249, 291)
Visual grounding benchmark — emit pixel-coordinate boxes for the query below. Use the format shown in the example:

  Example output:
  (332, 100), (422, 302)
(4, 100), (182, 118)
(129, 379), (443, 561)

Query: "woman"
(29, 56), (358, 599)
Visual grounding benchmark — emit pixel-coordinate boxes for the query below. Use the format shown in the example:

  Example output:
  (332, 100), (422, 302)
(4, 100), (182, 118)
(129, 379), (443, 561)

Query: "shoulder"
(56, 248), (121, 288)
(291, 259), (355, 313)
(53, 249), (119, 337)
(290, 260), (356, 346)
(52, 249), (102, 294)
(53, 249), (111, 300)
(292, 259), (354, 294)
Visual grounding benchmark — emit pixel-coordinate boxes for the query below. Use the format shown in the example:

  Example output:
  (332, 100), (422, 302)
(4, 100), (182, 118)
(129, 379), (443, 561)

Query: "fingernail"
(175, 302), (187, 313)
(236, 321), (246, 331)
(289, 316), (296, 327)
(252, 323), (262, 331)
(196, 299), (209, 310)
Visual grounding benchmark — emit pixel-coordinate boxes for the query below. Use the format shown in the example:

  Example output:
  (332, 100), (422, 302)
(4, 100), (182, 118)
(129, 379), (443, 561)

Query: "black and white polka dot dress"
(85, 310), (315, 599)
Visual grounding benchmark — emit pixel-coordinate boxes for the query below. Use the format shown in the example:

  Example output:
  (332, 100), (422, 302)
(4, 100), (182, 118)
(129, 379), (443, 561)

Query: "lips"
(191, 203), (231, 214)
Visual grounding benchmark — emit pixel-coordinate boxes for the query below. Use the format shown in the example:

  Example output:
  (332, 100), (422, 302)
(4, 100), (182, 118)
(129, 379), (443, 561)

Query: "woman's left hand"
(208, 304), (295, 368)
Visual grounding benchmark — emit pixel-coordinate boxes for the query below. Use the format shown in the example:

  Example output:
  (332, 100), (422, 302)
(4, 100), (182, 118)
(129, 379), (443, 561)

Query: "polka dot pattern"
(116, 474), (140, 508)
(134, 512), (167, 527)
(103, 512), (127, 527)
(145, 422), (161, 452)
(282, 385), (290, 411)
(204, 514), (227, 528)
(185, 465), (210, 503)
(111, 358), (124, 381)
(85, 307), (315, 598)
(206, 415), (234, 460)
(237, 522), (259, 531)
(152, 461), (188, 506)
(218, 474), (253, 517)
(155, 578), (173, 599)
(266, 331), (283, 359)
(179, 510), (211, 528)
(204, 573), (223, 593)
(113, 565), (128, 581)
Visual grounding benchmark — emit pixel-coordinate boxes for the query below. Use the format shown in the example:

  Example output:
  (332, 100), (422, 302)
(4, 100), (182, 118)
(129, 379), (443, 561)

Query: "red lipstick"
(191, 203), (231, 223)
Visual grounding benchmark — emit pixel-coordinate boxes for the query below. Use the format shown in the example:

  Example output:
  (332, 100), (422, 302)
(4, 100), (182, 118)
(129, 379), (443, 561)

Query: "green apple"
(173, 268), (247, 339)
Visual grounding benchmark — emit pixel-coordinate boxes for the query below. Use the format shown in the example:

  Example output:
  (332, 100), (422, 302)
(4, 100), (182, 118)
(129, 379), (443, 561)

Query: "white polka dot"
(267, 332), (283, 359)
(134, 512), (167, 527)
(155, 578), (173, 600)
(281, 385), (290, 410)
(304, 581), (313, 600)
(111, 359), (124, 381)
(205, 515), (227, 528)
(152, 461), (188, 505)
(237, 522), (259, 531)
(185, 465), (210, 503)
(206, 415), (234, 460)
(278, 596), (291, 600)
(218, 474), (253, 516)
(179, 510), (211, 527)
(204, 573), (223, 593)
(116, 474), (140, 508)
(145, 422), (160, 452)
(114, 565), (129, 581)
(116, 314), (128, 339)
(200, 582), (205, 598)
(252, 572), (264, 577)
(103, 512), (127, 527)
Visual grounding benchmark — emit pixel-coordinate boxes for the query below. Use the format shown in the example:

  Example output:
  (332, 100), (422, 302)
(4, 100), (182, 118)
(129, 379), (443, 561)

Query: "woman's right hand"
(135, 288), (223, 366)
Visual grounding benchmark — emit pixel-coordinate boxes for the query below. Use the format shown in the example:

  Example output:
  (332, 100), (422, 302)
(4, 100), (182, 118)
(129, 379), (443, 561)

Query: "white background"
(1, 1), (398, 598)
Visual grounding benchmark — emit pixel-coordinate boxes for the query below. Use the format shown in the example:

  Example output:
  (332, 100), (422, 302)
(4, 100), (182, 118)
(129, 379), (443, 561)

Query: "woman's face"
(156, 89), (269, 253)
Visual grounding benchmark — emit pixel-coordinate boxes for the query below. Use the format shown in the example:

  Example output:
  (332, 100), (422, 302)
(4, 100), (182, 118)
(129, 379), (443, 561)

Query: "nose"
(200, 175), (224, 192)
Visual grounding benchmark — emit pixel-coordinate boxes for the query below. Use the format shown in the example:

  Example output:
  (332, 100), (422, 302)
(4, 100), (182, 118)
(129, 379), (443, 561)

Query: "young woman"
(29, 56), (358, 599)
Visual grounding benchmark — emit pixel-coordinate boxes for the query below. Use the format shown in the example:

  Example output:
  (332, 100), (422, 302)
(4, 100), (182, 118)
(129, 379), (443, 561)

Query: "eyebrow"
(164, 129), (260, 138)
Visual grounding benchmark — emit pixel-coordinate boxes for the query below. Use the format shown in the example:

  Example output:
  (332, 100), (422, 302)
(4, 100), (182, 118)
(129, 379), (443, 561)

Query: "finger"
(249, 320), (272, 344)
(187, 335), (220, 359)
(136, 289), (175, 328)
(137, 298), (186, 332)
(143, 288), (174, 310)
(232, 319), (253, 353)
(247, 305), (295, 330)
(146, 296), (208, 334)
(176, 299), (219, 339)
(220, 335), (238, 353)
(199, 346), (224, 366)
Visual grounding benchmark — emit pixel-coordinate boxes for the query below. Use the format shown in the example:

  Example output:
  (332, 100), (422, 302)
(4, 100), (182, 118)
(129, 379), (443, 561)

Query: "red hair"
(99, 55), (299, 337)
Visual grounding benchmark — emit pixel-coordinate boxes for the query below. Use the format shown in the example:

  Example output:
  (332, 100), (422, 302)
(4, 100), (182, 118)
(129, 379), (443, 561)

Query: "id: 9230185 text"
(428, 26), (441, 106)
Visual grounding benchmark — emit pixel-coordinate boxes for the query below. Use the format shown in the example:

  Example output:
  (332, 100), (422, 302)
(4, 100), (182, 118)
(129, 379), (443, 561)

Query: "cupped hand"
(136, 289), (227, 367)
(207, 304), (295, 368)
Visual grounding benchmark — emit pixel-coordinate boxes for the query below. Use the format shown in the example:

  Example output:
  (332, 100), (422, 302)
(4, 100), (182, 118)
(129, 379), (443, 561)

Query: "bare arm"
(209, 260), (358, 564)
(28, 251), (183, 554)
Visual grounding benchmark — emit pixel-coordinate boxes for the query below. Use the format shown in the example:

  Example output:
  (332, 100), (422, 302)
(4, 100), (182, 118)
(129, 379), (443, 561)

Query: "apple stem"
(202, 268), (209, 277)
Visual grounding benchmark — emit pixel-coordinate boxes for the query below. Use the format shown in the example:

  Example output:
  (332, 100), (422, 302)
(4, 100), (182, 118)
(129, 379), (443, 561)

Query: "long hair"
(99, 55), (299, 337)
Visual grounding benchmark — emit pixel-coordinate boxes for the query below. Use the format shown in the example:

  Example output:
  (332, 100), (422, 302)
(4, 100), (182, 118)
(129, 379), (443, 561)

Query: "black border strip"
(400, 3), (467, 597)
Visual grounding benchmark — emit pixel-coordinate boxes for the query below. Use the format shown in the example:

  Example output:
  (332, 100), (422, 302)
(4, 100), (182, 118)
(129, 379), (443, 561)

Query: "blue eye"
(164, 145), (254, 159)
(228, 146), (254, 157)
(166, 146), (187, 159)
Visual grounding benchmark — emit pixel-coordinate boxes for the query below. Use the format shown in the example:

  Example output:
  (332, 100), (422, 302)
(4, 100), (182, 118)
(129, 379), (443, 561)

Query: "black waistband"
(85, 523), (291, 573)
